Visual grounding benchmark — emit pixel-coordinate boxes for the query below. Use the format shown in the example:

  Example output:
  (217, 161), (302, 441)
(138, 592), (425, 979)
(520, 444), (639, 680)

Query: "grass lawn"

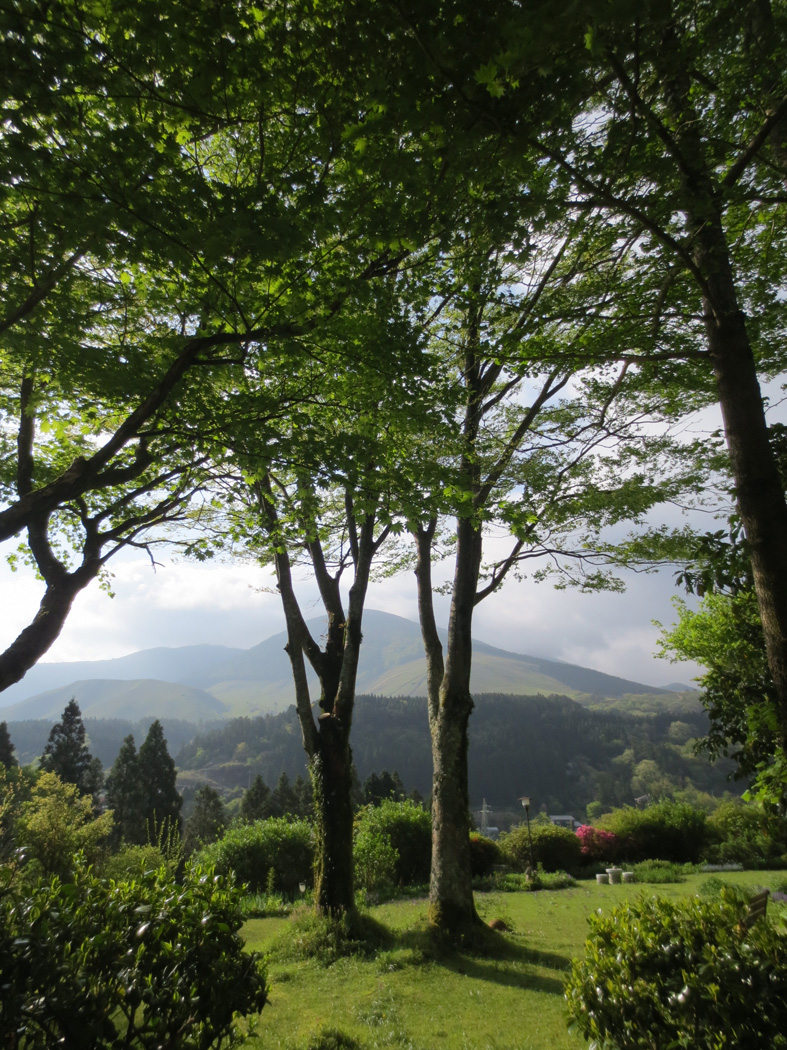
(240, 871), (786, 1050)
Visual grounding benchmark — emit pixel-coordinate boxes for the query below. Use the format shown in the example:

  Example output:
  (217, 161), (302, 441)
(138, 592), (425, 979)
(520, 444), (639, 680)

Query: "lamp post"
(519, 796), (535, 873)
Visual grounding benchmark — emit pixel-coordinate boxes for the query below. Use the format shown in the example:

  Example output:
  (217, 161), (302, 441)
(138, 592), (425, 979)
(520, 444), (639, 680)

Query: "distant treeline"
(175, 693), (741, 813)
(4, 718), (221, 768)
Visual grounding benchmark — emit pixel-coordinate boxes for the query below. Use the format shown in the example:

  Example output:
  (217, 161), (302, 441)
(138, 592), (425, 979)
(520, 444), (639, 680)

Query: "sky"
(0, 529), (705, 688)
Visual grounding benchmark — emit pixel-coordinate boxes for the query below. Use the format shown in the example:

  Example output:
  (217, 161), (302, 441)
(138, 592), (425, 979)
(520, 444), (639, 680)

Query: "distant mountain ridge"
(0, 610), (694, 723)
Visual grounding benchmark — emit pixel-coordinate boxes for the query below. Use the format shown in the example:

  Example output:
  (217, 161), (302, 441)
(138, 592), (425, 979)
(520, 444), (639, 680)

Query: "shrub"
(500, 822), (582, 873)
(575, 824), (620, 864)
(15, 771), (113, 879)
(99, 842), (176, 881)
(197, 816), (313, 894)
(705, 800), (787, 866)
(469, 833), (502, 877)
(565, 889), (787, 1050)
(354, 800), (431, 886)
(354, 826), (398, 893)
(0, 857), (267, 1049)
(598, 800), (707, 863)
(632, 859), (686, 883)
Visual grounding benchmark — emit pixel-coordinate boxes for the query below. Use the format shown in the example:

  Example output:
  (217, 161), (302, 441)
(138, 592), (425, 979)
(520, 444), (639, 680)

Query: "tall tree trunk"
(311, 711), (355, 915)
(261, 479), (379, 917)
(657, 22), (787, 753)
(427, 515), (483, 930)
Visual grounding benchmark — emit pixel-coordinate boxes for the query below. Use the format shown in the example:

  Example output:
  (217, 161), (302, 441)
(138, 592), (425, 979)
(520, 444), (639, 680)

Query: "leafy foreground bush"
(198, 816), (313, 894)
(565, 889), (787, 1050)
(0, 858), (267, 1049)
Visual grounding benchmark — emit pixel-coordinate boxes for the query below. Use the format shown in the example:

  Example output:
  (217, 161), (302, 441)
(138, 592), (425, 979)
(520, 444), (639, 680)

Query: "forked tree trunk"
(262, 479), (380, 917)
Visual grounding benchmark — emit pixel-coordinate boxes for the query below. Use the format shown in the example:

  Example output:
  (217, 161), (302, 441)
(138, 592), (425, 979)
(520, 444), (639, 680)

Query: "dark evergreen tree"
(293, 774), (313, 818)
(239, 775), (272, 823)
(363, 770), (405, 806)
(269, 772), (297, 818)
(40, 699), (102, 799)
(183, 785), (226, 854)
(104, 735), (146, 845)
(0, 721), (17, 768)
(138, 720), (182, 840)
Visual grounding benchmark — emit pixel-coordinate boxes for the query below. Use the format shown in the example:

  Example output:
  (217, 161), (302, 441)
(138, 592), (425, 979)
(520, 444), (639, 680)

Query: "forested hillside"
(175, 693), (739, 814)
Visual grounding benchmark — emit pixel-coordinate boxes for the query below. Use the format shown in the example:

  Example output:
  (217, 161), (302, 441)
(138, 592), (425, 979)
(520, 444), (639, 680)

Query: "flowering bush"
(575, 824), (619, 862)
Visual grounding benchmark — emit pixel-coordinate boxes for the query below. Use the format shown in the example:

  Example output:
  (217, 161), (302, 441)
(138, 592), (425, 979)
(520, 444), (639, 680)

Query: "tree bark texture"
(656, 20), (787, 752)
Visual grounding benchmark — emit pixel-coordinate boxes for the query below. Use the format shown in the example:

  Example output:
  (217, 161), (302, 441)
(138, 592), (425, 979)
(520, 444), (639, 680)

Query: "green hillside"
(0, 679), (228, 722)
(2, 611), (695, 722)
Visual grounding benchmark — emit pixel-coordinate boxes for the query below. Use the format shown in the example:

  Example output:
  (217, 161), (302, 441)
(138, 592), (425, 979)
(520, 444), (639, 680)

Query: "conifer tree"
(104, 735), (146, 845)
(239, 775), (272, 823)
(269, 772), (297, 818)
(293, 774), (313, 818)
(183, 785), (226, 854)
(40, 699), (101, 800)
(137, 720), (182, 840)
(0, 721), (16, 768)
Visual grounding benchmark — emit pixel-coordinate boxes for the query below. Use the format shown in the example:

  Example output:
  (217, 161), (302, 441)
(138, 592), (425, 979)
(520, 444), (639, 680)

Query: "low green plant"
(301, 1029), (366, 1050)
(99, 842), (176, 881)
(565, 888), (787, 1049)
(633, 859), (686, 883)
(271, 908), (392, 965)
(197, 816), (313, 894)
(0, 857), (267, 1049)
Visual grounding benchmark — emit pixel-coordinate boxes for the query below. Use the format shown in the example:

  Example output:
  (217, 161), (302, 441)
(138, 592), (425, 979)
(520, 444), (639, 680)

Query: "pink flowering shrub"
(575, 824), (619, 863)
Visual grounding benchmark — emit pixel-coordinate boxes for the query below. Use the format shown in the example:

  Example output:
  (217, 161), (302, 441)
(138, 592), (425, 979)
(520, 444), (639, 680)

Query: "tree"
(487, 0), (787, 764)
(0, 721), (16, 768)
(137, 720), (182, 841)
(183, 785), (227, 855)
(40, 699), (102, 801)
(268, 772), (297, 818)
(239, 775), (273, 823)
(16, 771), (113, 879)
(1, 0), (401, 693)
(408, 219), (686, 930)
(293, 774), (314, 818)
(105, 734), (146, 845)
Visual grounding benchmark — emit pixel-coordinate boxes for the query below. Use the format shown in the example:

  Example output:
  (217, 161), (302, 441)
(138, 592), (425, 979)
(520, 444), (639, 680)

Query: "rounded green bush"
(499, 822), (582, 873)
(197, 816), (313, 894)
(598, 800), (708, 863)
(565, 888), (787, 1049)
(469, 833), (502, 877)
(706, 801), (787, 866)
(353, 800), (431, 886)
(0, 857), (267, 1049)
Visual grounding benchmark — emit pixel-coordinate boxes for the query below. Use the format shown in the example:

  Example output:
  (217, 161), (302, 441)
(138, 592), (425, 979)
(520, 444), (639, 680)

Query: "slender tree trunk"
(657, 22), (787, 752)
(426, 515), (483, 930)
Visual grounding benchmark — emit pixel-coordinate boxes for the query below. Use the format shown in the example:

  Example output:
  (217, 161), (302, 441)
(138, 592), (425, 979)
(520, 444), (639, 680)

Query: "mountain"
(0, 679), (228, 722)
(0, 645), (242, 708)
(1, 610), (691, 723)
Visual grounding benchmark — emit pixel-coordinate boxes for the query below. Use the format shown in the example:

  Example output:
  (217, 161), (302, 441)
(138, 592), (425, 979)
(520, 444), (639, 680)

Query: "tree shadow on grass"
(393, 921), (571, 996)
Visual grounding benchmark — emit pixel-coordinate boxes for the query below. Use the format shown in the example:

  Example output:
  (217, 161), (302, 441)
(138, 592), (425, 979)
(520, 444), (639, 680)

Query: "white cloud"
(0, 536), (701, 685)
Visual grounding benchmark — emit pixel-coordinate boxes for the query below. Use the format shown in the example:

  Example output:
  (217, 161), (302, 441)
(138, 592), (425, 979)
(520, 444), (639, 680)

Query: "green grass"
(240, 871), (787, 1050)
